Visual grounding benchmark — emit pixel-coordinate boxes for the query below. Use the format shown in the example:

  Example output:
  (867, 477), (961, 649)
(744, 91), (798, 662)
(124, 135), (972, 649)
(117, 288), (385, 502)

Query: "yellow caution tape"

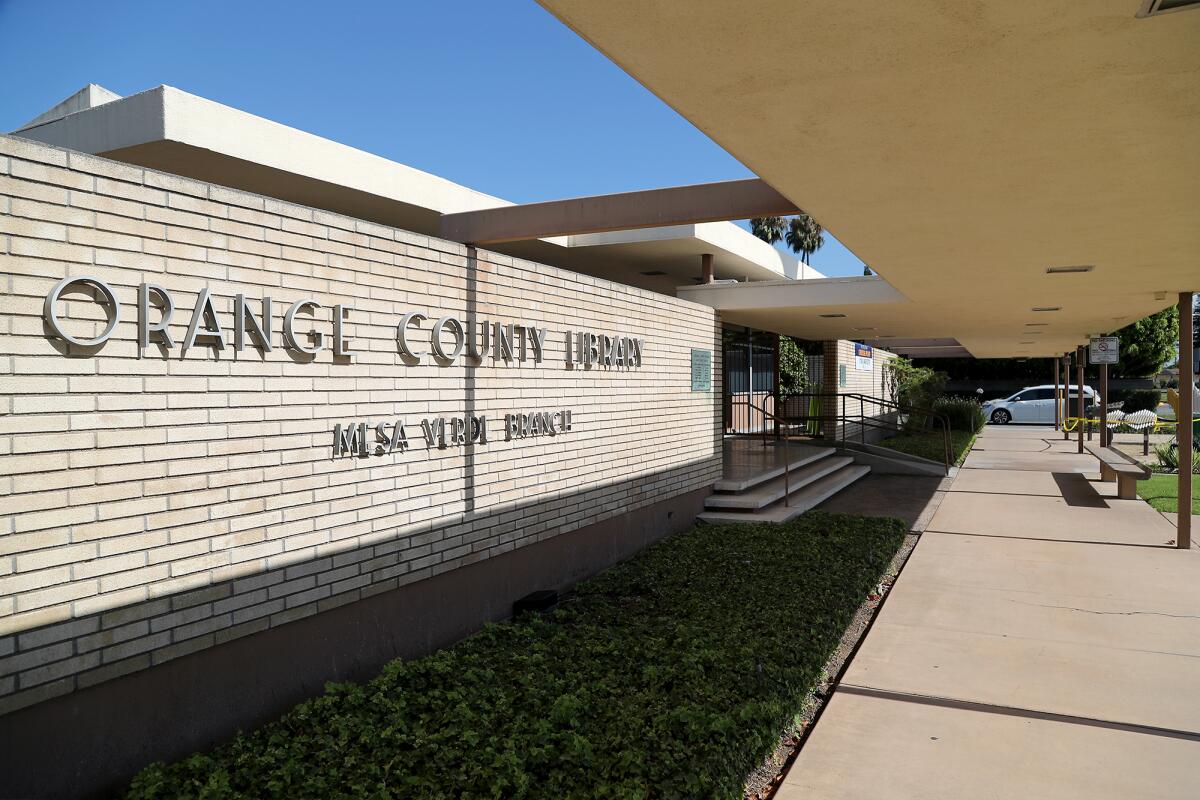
(1060, 416), (1194, 433)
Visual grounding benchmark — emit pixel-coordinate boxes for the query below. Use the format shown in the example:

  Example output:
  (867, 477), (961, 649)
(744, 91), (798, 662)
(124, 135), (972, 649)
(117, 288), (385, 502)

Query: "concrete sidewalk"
(781, 425), (1200, 799)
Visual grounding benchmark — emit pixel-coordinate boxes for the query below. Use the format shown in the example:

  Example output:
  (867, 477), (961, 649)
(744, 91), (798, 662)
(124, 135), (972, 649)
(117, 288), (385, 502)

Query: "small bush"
(932, 396), (986, 433)
(885, 358), (947, 431)
(1120, 389), (1160, 414)
(1153, 442), (1200, 474)
(122, 514), (905, 800)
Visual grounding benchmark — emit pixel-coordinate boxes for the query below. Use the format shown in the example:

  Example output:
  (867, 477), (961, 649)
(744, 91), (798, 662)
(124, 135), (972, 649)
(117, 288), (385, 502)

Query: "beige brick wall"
(0, 135), (724, 714)
(824, 340), (899, 441)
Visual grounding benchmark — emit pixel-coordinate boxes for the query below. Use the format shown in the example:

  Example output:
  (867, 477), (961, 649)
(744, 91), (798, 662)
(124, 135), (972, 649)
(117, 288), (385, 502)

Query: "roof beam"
(439, 178), (798, 244)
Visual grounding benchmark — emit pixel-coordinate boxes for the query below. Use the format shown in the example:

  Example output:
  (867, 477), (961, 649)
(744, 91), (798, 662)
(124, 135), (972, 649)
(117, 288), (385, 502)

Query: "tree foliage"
(778, 335), (808, 394)
(1110, 305), (1178, 378)
(750, 213), (824, 263)
(885, 357), (947, 430)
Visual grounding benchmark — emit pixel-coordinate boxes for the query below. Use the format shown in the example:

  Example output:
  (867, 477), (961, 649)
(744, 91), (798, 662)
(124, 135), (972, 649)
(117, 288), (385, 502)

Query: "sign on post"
(1089, 336), (1119, 365)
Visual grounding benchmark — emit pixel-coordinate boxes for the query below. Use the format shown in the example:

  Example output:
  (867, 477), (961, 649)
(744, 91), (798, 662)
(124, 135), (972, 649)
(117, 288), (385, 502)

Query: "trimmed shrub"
(932, 396), (986, 433)
(123, 514), (905, 800)
(1120, 389), (1160, 414)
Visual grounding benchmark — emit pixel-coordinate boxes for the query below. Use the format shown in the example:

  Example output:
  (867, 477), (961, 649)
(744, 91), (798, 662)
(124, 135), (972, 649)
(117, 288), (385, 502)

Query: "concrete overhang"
(13, 84), (813, 294)
(537, 0), (1200, 357)
(677, 276), (1102, 358)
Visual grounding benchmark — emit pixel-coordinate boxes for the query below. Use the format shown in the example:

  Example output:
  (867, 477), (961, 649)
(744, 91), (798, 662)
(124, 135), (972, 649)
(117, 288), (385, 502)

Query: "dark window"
(1032, 388), (1056, 400)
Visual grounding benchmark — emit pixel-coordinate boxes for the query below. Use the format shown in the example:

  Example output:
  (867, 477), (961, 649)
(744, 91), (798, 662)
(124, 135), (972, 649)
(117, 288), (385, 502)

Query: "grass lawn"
(124, 513), (905, 799)
(878, 428), (977, 467)
(1137, 473), (1200, 514)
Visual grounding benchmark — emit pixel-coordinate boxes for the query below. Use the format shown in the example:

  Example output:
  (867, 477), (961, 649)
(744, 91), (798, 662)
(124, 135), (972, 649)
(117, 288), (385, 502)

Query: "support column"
(701, 253), (714, 284)
(822, 340), (839, 442)
(773, 335), (783, 439)
(1076, 346), (1085, 455)
(1054, 356), (1061, 431)
(745, 325), (754, 432)
(1100, 361), (1109, 448)
(1178, 292), (1193, 550)
(1063, 352), (1072, 440)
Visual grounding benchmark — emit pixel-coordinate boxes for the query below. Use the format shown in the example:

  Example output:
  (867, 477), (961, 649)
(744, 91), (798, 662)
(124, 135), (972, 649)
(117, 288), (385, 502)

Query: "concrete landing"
(781, 424), (1200, 799)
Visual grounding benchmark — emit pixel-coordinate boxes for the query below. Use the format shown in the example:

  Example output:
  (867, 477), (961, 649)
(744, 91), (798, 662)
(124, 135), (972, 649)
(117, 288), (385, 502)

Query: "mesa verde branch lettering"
(334, 410), (573, 459)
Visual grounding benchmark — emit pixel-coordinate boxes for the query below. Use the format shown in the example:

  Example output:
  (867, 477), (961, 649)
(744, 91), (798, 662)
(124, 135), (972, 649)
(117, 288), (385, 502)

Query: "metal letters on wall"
(39, 276), (646, 369)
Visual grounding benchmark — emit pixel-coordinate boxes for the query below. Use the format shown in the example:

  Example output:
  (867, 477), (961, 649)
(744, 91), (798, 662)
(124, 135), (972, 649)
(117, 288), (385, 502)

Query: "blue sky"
(0, 0), (867, 276)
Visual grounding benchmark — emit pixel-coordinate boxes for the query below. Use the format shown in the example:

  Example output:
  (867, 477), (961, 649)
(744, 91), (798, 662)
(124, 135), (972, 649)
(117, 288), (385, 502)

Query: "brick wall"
(822, 339), (899, 441)
(0, 135), (724, 714)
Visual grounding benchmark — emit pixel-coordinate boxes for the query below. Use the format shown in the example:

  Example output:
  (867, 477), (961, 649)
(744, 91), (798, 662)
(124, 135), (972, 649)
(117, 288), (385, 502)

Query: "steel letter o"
(43, 275), (121, 347)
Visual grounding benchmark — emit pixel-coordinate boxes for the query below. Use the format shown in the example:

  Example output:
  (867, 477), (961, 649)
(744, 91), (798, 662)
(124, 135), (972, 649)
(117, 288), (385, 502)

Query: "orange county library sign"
(39, 275), (648, 457)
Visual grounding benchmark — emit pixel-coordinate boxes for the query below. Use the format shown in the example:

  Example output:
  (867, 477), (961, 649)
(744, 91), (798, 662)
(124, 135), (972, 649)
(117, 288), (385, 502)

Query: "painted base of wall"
(0, 487), (710, 800)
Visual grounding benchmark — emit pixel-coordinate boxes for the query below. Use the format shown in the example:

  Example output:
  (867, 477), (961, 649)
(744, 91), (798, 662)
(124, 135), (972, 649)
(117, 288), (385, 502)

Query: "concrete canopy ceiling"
(539, 0), (1200, 357)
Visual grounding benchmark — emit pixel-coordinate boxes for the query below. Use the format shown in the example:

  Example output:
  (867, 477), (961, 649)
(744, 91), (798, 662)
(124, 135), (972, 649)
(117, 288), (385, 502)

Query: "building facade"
(0, 135), (724, 796)
(0, 83), (917, 797)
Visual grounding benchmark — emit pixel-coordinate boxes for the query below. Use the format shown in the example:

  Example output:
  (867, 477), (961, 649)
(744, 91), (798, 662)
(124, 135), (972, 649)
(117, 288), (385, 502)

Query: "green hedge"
(880, 429), (977, 466)
(124, 514), (905, 799)
(931, 396), (986, 434)
(1119, 389), (1160, 414)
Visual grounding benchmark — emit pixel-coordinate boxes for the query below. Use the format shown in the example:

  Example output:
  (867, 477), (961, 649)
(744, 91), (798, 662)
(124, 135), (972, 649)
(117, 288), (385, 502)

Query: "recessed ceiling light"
(1031, 306), (1061, 312)
(639, 270), (668, 276)
(1136, 0), (1200, 19)
(819, 313), (847, 318)
(1045, 265), (1094, 274)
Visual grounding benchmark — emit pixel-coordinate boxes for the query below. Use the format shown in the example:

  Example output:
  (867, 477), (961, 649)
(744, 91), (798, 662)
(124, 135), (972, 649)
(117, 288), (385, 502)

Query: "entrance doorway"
(723, 326), (777, 434)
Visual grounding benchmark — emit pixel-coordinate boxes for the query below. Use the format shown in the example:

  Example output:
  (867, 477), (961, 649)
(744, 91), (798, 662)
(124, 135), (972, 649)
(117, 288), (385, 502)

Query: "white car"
(982, 384), (1097, 425)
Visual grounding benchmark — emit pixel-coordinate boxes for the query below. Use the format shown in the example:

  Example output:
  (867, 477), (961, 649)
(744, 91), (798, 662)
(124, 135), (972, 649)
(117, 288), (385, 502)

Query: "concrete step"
(698, 464), (871, 525)
(713, 445), (835, 492)
(705, 455), (856, 509)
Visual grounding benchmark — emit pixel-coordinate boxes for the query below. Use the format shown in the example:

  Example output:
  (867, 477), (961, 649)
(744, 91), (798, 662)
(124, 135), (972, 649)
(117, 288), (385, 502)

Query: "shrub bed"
(879, 429), (976, 467)
(124, 513), (905, 800)
(931, 396), (986, 434)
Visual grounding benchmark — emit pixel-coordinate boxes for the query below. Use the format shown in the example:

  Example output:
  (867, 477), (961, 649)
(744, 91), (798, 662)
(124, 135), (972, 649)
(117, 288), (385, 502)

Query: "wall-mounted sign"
(690, 349), (712, 392)
(854, 342), (873, 371)
(39, 276), (646, 369)
(1089, 336), (1119, 365)
(333, 410), (574, 457)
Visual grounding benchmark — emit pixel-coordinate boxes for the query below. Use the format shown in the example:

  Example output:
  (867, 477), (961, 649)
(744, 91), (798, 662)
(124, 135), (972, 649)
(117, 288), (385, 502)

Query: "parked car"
(981, 384), (1096, 425)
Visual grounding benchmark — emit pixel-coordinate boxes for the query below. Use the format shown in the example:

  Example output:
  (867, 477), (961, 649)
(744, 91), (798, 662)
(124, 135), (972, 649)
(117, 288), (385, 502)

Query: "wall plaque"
(690, 348), (712, 392)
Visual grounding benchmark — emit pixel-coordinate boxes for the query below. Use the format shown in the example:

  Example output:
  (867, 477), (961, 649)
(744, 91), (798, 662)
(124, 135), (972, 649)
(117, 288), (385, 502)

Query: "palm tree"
(750, 216), (787, 245)
(785, 213), (824, 264)
(749, 212), (824, 264)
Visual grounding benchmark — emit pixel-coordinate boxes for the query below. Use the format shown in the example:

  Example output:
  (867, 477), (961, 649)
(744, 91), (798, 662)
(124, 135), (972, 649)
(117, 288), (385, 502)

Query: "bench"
(1083, 443), (1151, 500)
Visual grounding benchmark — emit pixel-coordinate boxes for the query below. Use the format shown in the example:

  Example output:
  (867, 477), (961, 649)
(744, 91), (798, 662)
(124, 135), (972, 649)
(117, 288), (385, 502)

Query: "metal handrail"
(730, 391), (954, 476)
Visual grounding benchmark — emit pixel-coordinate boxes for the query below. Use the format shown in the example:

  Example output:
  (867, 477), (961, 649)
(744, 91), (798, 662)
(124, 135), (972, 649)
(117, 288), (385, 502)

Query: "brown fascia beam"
(439, 178), (799, 244)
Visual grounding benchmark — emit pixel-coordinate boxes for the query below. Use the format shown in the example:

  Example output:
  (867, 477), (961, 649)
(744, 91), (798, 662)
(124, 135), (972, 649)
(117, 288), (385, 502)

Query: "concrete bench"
(1083, 443), (1151, 499)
